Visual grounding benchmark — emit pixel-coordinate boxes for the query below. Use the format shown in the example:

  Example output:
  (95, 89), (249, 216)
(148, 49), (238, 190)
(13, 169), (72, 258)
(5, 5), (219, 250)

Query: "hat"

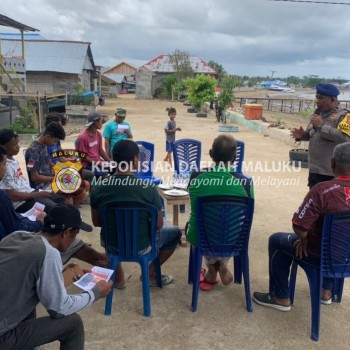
(315, 83), (340, 97)
(85, 111), (102, 127)
(115, 108), (127, 118)
(43, 203), (93, 232)
(0, 129), (18, 145)
(112, 139), (139, 163)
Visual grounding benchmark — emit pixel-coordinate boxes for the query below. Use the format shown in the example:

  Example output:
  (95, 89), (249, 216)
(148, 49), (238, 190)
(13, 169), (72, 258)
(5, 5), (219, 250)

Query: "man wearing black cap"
(0, 202), (113, 350)
(291, 83), (350, 188)
(76, 111), (111, 179)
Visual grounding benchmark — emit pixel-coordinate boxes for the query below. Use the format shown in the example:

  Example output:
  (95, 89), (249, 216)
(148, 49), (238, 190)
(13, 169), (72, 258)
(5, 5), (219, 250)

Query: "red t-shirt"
(292, 176), (350, 256)
(76, 130), (103, 168)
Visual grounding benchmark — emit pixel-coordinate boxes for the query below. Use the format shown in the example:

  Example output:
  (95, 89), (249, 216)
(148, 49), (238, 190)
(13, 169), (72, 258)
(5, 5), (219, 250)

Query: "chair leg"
(140, 259), (152, 317)
(153, 257), (162, 288)
(104, 258), (119, 316)
(305, 270), (322, 341)
(233, 256), (242, 284)
(241, 255), (253, 312)
(188, 245), (194, 284)
(333, 278), (344, 303)
(191, 248), (202, 312)
(289, 260), (298, 305)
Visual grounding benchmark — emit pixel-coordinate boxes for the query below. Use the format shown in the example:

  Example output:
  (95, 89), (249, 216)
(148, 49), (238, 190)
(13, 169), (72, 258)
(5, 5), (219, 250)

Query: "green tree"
(168, 49), (194, 82)
(208, 60), (227, 83)
(217, 76), (241, 110)
(184, 75), (216, 110)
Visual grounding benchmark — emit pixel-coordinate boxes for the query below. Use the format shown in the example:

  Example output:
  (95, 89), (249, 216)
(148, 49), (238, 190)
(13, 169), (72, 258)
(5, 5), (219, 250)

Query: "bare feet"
(322, 289), (332, 301)
(115, 264), (125, 288)
(216, 261), (233, 286)
(204, 263), (218, 283)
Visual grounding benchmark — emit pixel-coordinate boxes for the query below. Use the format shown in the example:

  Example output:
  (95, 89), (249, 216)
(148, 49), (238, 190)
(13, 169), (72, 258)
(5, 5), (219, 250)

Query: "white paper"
(73, 266), (114, 291)
(117, 124), (129, 131)
(20, 202), (45, 221)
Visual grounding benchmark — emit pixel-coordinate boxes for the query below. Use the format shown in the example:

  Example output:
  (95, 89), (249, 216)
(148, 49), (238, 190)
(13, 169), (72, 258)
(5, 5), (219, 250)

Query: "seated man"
(187, 135), (254, 291)
(26, 121), (89, 206)
(0, 202), (113, 350)
(76, 111), (111, 179)
(0, 144), (107, 266)
(90, 139), (181, 288)
(253, 142), (350, 311)
(0, 128), (58, 213)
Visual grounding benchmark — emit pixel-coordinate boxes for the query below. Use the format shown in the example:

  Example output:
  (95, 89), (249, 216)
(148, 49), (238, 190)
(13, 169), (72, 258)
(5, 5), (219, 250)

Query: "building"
(1, 39), (97, 94)
(135, 54), (216, 99)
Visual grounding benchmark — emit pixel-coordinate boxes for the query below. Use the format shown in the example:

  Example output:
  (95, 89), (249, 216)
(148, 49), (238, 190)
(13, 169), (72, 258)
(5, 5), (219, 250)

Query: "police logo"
(52, 161), (83, 194)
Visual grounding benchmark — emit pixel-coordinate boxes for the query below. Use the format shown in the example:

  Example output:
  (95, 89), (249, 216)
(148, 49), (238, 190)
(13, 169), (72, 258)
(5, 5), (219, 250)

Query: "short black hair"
(0, 146), (7, 162)
(112, 139), (139, 164)
(167, 107), (176, 116)
(211, 135), (237, 163)
(43, 122), (66, 140)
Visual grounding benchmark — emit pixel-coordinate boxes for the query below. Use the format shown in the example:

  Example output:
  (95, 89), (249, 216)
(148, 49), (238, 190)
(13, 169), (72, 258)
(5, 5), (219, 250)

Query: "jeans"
(156, 225), (182, 251)
(268, 232), (333, 299)
(0, 312), (84, 350)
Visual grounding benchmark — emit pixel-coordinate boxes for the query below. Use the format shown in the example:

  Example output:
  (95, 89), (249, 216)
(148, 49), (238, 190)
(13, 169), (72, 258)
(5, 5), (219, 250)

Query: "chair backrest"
(135, 141), (154, 178)
(196, 195), (254, 257)
(98, 201), (158, 259)
(233, 140), (245, 174)
(321, 211), (350, 279)
(172, 138), (201, 174)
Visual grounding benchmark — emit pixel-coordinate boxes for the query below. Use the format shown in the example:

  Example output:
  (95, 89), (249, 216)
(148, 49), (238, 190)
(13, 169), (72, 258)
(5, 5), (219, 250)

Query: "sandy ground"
(17, 94), (350, 349)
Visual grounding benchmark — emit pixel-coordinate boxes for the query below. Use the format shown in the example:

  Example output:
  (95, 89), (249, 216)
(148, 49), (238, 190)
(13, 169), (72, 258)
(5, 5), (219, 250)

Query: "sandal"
(200, 278), (219, 291)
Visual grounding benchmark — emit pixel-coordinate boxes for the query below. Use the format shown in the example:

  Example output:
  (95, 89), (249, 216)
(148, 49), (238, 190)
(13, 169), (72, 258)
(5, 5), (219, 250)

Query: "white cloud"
(2, 0), (350, 78)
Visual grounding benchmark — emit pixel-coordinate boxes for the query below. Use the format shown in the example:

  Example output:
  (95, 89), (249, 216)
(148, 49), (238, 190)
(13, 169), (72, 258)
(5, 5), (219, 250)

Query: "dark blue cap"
(315, 83), (340, 97)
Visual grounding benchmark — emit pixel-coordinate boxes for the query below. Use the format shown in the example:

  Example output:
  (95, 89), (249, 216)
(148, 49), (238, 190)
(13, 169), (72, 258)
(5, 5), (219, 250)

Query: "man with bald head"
(291, 83), (350, 188)
(253, 142), (350, 311)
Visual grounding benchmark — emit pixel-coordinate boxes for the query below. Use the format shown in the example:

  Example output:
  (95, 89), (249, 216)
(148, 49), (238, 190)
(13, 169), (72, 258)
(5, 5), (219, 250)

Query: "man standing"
(0, 202), (113, 349)
(253, 142), (350, 311)
(291, 83), (350, 188)
(90, 139), (181, 288)
(103, 108), (133, 157)
(187, 135), (254, 290)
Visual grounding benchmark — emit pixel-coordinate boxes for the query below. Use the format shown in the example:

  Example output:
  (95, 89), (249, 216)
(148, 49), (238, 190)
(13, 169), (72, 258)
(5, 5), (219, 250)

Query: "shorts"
(166, 141), (173, 153)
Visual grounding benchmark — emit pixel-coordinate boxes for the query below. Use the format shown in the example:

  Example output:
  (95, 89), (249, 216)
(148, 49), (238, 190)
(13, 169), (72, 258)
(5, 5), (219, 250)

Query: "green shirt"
(187, 167), (254, 246)
(90, 175), (162, 251)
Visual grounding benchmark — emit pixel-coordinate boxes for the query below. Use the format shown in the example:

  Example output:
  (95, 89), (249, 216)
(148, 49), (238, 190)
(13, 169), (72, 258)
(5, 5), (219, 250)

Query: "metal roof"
(0, 33), (45, 40)
(1, 39), (95, 74)
(141, 54), (216, 74)
(103, 73), (124, 83)
(0, 14), (39, 32)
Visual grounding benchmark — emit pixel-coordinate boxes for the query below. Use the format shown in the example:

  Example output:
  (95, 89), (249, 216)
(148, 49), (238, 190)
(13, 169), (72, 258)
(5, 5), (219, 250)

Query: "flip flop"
(200, 279), (219, 291)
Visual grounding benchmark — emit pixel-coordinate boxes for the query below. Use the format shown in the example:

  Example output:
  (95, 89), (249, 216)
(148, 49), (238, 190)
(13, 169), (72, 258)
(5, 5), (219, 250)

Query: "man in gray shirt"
(0, 203), (113, 350)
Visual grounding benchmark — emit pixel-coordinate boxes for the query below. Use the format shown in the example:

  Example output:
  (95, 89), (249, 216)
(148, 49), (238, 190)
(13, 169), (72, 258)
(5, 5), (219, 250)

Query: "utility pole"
(270, 70), (277, 82)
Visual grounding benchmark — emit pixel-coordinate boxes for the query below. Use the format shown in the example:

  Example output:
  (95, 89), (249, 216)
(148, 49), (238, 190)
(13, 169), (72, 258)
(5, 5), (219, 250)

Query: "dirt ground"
(20, 94), (350, 350)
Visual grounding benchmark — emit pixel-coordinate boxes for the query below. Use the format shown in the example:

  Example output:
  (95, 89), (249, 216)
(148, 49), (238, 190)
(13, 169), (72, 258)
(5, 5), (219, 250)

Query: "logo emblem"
(50, 150), (86, 195)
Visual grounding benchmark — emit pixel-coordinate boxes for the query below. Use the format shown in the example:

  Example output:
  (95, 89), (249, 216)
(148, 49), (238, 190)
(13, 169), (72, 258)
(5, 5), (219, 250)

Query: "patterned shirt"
(26, 141), (53, 190)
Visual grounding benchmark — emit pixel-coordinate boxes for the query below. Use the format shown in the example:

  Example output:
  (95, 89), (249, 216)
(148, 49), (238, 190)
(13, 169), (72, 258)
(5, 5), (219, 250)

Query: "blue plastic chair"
(135, 141), (162, 185)
(98, 201), (162, 317)
(289, 211), (350, 341)
(172, 138), (201, 174)
(188, 195), (255, 312)
(233, 140), (245, 174)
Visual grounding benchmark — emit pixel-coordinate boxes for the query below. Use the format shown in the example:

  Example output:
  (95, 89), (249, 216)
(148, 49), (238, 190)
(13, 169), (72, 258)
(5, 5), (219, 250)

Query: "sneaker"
(150, 274), (174, 287)
(321, 297), (332, 305)
(253, 292), (291, 312)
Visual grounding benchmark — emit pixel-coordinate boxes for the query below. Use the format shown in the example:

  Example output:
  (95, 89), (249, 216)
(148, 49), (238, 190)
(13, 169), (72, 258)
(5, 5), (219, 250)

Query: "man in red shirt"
(253, 142), (350, 311)
(76, 111), (111, 179)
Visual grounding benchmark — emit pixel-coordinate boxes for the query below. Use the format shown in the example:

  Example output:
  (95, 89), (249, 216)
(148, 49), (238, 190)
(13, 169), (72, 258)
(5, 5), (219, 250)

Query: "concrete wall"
(135, 68), (154, 99)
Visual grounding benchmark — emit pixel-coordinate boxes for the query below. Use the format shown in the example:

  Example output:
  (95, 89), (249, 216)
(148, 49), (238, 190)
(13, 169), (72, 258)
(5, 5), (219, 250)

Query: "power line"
(267, 0), (350, 4)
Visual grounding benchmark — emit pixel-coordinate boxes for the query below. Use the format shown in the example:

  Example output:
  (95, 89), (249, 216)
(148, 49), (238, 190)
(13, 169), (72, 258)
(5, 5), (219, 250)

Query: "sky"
(2, 0), (350, 79)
